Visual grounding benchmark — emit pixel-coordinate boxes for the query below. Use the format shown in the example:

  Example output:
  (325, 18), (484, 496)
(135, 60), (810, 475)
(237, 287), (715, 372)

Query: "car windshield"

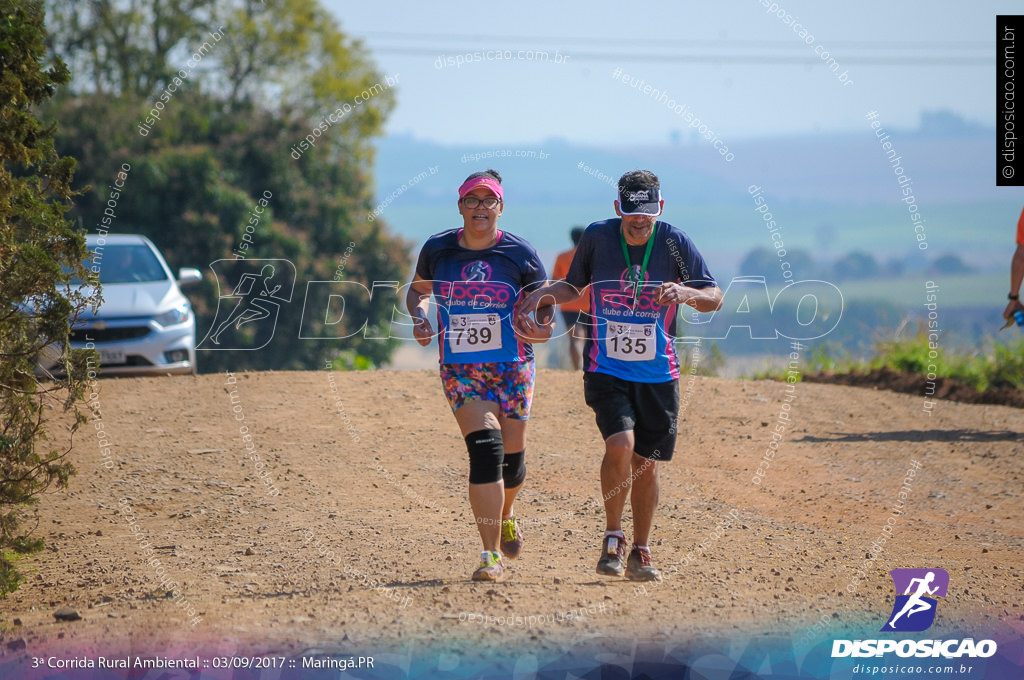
(72, 244), (168, 285)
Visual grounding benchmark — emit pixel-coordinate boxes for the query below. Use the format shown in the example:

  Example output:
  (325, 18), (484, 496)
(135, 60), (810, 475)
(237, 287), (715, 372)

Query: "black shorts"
(560, 310), (591, 330)
(582, 371), (679, 461)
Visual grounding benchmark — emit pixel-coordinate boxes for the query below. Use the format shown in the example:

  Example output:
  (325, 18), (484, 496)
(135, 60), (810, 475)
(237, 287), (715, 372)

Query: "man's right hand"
(515, 289), (547, 321)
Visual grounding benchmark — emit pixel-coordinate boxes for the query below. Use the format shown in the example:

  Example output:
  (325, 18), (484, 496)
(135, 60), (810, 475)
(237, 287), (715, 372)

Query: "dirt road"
(2, 369), (1022, 667)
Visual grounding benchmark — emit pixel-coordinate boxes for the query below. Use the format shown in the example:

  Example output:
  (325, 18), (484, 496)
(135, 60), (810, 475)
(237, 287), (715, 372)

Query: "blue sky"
(322, 0), (1002, 145)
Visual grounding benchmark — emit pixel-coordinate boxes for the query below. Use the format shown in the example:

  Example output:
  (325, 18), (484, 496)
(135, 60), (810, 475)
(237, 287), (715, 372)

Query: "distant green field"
(826, 272), (1005, 309)
(694, 201), (1013, 260)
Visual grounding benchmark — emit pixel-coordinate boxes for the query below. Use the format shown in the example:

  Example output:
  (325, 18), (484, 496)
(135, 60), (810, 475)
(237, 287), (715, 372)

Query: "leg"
(468, 482), (504, 552)
(454, 400), (504, 552)
(497, 416), (527, 519)
(594, 431), (633, 577)
(583, 371), (636, 576)
(236, 298), (272, 328)
(601, 431), (635, 533)
(583, 372), (635, 532)
(491, 360), (534, 561)
(494, 359), (534, 520)
(629, 453), (660, 546)
(210, 300), (244, 343)
(622, 380), (676, 582)
(889, 602), (912, 626)
(629, 379), (678, 546)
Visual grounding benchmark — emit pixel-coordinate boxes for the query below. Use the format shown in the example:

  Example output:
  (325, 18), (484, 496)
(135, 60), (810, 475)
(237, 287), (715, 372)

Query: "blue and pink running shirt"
(415, 228), (547, 364)
(564, 218), (716, 382)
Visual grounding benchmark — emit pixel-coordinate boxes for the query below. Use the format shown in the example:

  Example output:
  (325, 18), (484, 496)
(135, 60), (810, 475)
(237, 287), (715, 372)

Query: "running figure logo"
(461, 260), (492, 282)
(881, 568), (949, 632)
(620, 265), (647, 292)
(198, 259), (295, 350)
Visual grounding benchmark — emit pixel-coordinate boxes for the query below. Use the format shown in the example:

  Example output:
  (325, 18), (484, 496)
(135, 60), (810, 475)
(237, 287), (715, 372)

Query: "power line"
(358, 31), (989, 52)
(369, 46), (991, 66)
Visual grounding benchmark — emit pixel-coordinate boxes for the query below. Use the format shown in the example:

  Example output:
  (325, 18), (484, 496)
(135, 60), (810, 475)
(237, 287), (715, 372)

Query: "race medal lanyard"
(620, 226), (655, 311)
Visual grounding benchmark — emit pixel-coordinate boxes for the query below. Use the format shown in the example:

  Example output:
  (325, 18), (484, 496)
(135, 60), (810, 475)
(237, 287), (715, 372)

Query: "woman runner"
(406, 169), (553, 581)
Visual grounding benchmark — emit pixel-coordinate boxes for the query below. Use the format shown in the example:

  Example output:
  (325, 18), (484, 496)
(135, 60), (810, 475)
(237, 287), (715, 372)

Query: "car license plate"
(99, 348), (125, 364)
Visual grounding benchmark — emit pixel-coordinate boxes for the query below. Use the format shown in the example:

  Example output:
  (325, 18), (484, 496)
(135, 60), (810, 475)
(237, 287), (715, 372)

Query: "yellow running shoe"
(500, 517), (523, 559)
(472, 550), (504, 581)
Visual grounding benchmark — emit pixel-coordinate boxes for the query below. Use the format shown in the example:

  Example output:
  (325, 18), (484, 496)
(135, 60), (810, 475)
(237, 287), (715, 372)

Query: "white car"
(62, 234), (202, 375)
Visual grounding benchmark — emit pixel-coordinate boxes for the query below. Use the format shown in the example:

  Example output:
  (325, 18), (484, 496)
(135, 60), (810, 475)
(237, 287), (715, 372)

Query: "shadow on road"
(796, 429), (1023, 443)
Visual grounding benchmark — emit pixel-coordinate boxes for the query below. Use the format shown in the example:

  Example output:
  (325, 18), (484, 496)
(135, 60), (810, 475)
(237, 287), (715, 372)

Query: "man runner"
(516, 170), (722, 581)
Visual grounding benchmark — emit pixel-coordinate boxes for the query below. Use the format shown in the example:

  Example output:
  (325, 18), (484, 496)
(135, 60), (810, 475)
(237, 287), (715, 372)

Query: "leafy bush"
(744, 325), (1024, 394)
(0, 0), (97, 596)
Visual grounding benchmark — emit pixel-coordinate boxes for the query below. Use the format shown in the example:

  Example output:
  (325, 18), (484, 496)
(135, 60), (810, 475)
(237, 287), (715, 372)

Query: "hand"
(654, 282), (693, 306)
(412, 312), (434, 346)
(515, 289), (548, 323)
(1003, 299), (1023, 322)
(514, 305), (555, 343)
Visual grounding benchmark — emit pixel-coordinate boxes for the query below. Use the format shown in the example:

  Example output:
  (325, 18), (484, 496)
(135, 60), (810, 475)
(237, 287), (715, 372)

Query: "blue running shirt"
(564, 219), (716, 382)
(416, 228), (547, 364)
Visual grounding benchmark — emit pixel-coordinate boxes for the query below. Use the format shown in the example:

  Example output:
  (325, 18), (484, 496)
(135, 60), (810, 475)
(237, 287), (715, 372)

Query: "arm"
(516, 280), (586, 317)
(406, 274), (435, 346)
(513, 278), (571, 341)
(513, 280), (584, 340)
(518, 233), (593, 334)
(662, 234), (722, 312)
(903, 577), (924, 595)
(513, 301), (556, 343)
(1004, 242), (1024, 321)
(655, 283), (723, 312)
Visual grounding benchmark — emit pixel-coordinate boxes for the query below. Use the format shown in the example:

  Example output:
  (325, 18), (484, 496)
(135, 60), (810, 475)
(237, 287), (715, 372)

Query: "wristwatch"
(1011, 293), (1020, 300)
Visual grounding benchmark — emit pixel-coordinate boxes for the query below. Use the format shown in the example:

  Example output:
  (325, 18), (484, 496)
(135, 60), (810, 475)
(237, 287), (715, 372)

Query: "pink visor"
(458, 177), (503, 200)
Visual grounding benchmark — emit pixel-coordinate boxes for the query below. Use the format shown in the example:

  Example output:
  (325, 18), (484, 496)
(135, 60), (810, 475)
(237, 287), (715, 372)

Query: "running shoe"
(500, 517), (523, 559)
(596, 534), (627, 576)
(625, 545), (661, 582)
(472, 550), (504, 582)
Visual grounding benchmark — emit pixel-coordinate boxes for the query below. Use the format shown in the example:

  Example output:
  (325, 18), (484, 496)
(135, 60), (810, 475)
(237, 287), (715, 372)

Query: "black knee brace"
(466, 429), (504, 484)
(502, 450), (526, 489)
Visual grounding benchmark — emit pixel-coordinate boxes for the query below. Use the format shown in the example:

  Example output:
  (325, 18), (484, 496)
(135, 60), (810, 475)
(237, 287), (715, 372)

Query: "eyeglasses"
(461, 196), (502, 210)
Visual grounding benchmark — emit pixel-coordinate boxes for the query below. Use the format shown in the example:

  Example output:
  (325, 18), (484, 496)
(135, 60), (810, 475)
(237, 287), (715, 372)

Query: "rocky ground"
(1, 369), (1022, 666)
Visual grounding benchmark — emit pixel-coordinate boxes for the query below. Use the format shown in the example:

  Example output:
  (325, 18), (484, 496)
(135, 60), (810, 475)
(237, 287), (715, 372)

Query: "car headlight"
(155, 303), (191, 327)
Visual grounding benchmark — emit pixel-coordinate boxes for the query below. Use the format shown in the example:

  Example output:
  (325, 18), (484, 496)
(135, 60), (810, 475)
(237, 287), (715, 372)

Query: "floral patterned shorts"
(439, 360), (536, 420)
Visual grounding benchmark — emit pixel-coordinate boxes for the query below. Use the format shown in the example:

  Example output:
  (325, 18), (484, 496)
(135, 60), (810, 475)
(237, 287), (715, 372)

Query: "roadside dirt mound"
(1, 370), (1021, 662)
(805, 367), (1024, 409)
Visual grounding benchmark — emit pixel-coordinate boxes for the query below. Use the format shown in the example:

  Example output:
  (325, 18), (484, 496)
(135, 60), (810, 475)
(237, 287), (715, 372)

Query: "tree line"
(739, 247), (975, 285)
(44, 0), (411, 373)
(1, 0), (407, 595)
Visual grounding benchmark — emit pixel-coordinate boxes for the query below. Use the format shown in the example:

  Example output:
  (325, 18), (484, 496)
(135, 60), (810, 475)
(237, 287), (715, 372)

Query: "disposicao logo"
(831, 568), (997, 659)
(882, 568), (948, 632)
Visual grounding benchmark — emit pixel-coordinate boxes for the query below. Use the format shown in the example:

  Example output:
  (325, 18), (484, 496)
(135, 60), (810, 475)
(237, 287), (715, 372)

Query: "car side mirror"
(177, 268), (202, 287)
